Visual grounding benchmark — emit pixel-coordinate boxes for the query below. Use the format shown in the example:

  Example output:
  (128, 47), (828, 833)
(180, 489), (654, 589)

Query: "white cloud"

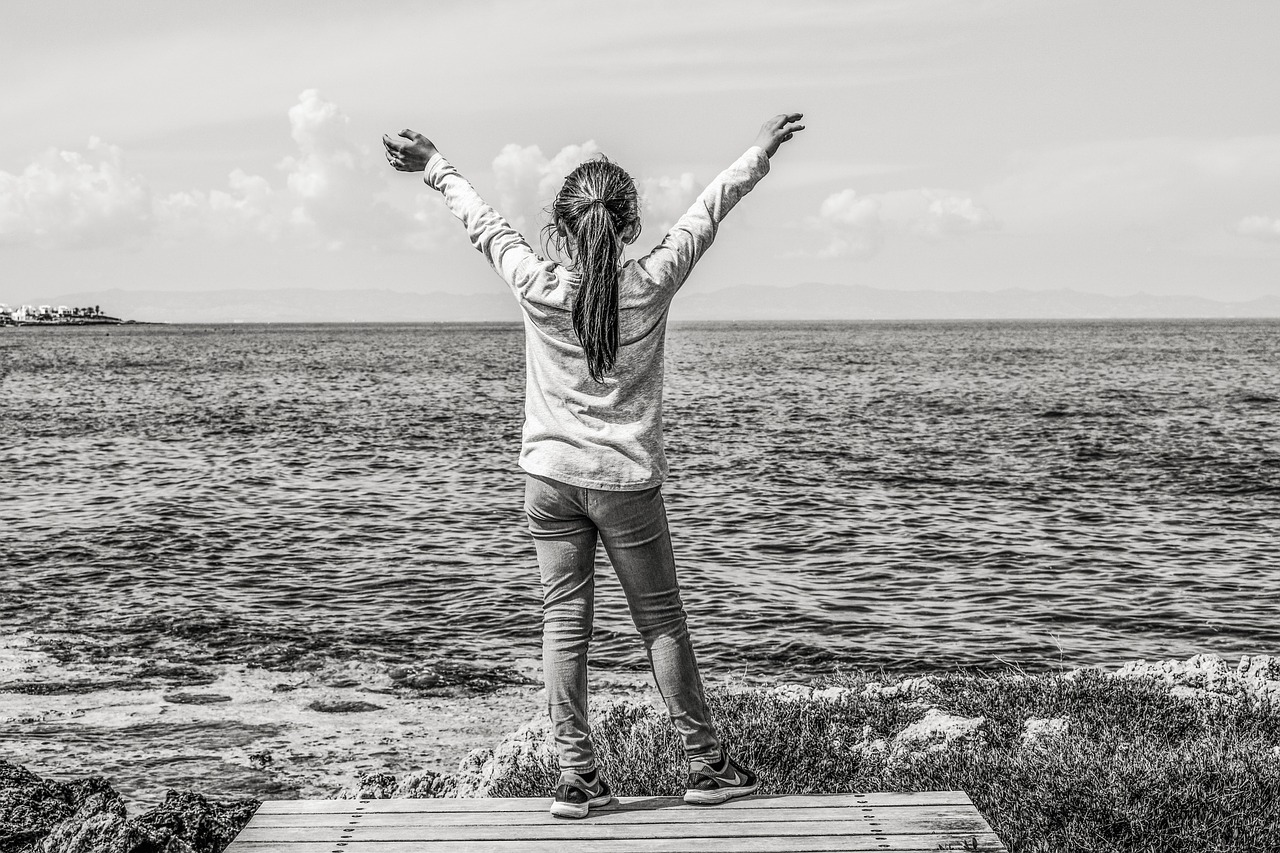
(277, 89), (409, 248)
(1236, 215), (1280, 241)
(488, 140), (703, 247)
(924, 192), (996, 236)
(158, 170), (282, 243)
(0, 137), (151, 247)
(491, 140), (603, 234)
(0, 91), (709, 255)
(0, 90), (424, 252)
(809, 186), (994, 258)
(639, 172), (700, 235)
(813, 189), (884, 258)
(161, 89), (415, 251)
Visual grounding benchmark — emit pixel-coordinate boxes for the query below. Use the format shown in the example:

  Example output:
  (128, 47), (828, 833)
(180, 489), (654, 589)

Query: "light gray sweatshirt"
(423, 146), (770, 490)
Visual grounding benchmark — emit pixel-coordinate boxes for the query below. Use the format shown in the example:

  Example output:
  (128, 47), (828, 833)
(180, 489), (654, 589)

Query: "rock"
(1169, 685), (1204, 702)
(133, 663), (219, 687)
(344, 718), (555, 801)
(343, 769), (459, 800)
(854, 738), (890, 758)
(453, 722), (556, 798)
(458, 747), (493, 778)
(0, 761), (119, 852)
(1021, 717), (1070, 746)
(306, 700), (384, 713)
(767, 677), (937, 705)
(1238, 655), (1280, 682)
(0, 681), (132, 696)
(38, 805), (161, 853)
(392, 771), (457, 799)
(0, 759), (257, 853)
(387, 667), (440, 690)
(842, 727), (890, 760)
(248, 751), (272, 770)
(860, 676), (938, 701)
(1112, 654), (1280, 703)
(163, 693), (233, 706)
(134, 790), (259, 853)
(346, 772), (399, 800)
(1237, 655), (1280, 702)
(894, 708), (987, 754)
(405, 673), (441, 690)
(768, 684), (813, 702)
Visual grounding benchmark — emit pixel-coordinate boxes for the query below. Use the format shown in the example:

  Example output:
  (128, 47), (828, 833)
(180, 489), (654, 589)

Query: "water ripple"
(2, 320), (1278, 682)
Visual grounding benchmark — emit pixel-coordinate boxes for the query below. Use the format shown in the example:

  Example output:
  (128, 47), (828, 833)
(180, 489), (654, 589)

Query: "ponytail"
(547, 159), (640, 383)
(569, 202), (622, 382)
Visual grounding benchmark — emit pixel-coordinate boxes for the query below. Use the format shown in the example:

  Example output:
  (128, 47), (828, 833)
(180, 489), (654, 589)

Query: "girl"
(383, 113), (805, 818)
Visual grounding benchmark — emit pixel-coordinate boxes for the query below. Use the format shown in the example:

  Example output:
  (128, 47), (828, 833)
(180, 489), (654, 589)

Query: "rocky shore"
(4, 654), (1277, 852)
(338, 652), (1280, 801)
(0, 761), (257, 853)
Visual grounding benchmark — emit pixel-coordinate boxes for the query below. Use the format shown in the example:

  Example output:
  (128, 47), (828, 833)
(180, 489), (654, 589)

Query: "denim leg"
(591, 486), (721, 762)
(524, 475), (598, 771)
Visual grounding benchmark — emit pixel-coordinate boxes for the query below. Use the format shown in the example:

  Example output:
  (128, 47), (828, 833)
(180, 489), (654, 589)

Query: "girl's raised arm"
(638, 113), (805, 296)
(384, 129), (544, 300)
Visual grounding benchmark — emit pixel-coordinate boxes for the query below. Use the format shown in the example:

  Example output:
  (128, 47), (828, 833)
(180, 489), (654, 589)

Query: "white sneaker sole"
(549, 793), (614, 819)
(683, 780), (760, 805)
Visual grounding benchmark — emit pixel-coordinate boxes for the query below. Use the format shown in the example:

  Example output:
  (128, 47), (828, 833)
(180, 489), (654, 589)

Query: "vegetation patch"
(368, 655), (1280, 853)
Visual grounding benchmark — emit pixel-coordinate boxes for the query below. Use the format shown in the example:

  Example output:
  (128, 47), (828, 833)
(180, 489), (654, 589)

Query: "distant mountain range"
(14, 283), (1280, 323)
(678, 283), (1280, 321)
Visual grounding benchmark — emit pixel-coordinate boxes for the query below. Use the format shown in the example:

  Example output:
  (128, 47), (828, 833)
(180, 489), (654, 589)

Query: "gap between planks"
(253, 791), (971, 814)
(249, 803), (983, 827)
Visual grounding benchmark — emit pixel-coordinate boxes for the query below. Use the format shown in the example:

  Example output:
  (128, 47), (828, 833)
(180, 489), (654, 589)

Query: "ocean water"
(2, 319), (1278, 802)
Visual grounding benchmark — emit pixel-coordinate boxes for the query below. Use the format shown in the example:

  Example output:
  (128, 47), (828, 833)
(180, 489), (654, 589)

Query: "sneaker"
(550, 767), (614, 819)
(683, 751), (760, 805)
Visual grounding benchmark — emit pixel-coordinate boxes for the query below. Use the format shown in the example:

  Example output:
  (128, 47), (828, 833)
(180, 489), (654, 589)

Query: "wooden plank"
(225, 832), (1007, 852)
(226, 792), (1009, 852)
(247, 803), (983, 828)
(232, 815), (993, 842)
(252, 791), (972, 814)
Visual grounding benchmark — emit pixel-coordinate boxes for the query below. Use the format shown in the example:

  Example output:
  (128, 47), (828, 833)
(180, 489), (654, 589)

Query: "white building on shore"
(3, 304), (116, 323)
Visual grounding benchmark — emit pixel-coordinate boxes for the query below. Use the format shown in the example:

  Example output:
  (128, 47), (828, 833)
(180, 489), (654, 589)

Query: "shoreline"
(5, 650), (1277, 805)
(1, 318), (151, 327)
(0, 630), (659, 812)
(3, 653), (1278, 852)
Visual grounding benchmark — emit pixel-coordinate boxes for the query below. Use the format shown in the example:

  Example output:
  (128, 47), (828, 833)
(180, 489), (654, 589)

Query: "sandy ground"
(0, 634), (658, 810)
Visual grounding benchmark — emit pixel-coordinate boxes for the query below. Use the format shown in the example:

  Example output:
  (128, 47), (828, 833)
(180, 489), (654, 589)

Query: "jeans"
(523, 473), (721, 771)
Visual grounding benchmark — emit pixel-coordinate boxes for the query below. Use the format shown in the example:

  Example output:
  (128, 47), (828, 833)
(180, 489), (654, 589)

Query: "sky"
(2, 0), (1279, 314)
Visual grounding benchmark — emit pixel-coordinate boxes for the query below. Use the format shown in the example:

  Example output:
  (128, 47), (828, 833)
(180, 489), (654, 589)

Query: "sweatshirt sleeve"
(636, 146), (770, 296)
(423, 153), (544, 300)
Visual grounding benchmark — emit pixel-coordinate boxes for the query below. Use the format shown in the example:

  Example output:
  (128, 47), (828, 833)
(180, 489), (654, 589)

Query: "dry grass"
(484, 667), (1280, 852)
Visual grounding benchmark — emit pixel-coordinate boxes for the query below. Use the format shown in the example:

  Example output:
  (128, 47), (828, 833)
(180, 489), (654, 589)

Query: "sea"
(2, 319), (1278, 805)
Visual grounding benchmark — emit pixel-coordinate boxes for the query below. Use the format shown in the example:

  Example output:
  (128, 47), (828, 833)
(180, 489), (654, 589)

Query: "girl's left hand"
(383, 129), (438, 172)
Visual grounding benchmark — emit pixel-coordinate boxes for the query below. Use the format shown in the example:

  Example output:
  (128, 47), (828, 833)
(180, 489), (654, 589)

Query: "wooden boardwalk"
(226, 791), (1007, 852)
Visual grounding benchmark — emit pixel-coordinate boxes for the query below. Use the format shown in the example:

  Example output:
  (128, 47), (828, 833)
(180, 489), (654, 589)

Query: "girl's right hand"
(383, 129), (439, 172)
(754, 113), (806, 158)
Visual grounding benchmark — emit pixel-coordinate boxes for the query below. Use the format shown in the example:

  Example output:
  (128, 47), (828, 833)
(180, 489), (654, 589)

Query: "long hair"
(541, 158), (640, 383)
